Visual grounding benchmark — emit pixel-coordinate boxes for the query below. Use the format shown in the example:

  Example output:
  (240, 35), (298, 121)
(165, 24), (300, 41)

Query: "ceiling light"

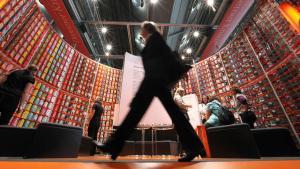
(101, 27), (108, 34)
(105, 52), (110, 56)
(186, 48), (192, 54)
(106, 44), (112, 51)
(207, 0), (214, 7)
(207, 0), (216, 11)
(193, 31), (200, 38)
(181, 55), (185, 60)
(150, 0), (158, 4)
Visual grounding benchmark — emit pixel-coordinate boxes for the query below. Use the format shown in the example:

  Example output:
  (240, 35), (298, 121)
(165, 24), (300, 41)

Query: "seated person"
(204, 97), (223, 128)
(232, 87), (257, 129)
(199, 95), (209, 124)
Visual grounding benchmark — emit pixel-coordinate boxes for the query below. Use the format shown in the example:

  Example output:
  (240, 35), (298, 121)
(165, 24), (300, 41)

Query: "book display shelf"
(0, 0), (298, 145)
(85, 64), (122, 142)
(1, 1), (122, 143)
(185, 0), (299, 144)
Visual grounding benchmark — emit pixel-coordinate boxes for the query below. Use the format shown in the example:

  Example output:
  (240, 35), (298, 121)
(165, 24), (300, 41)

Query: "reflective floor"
(0, 155), (299, 169)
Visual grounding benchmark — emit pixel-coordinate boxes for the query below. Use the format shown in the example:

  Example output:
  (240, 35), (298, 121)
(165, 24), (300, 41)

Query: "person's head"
(140, 21), (159, 41)
(26, 64), (38, 74)
(95, 97), (102, 105)
(201, 95), (210, 104)
(231, 86), (242, 94)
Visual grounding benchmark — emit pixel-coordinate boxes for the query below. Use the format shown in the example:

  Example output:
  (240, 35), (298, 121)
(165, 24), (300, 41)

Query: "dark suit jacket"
(141, 31), (174, 83)
(89, 103), (104, 126)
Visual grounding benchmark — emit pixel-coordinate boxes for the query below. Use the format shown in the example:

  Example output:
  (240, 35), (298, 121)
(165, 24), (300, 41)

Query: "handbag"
(211, 102), (235, 125)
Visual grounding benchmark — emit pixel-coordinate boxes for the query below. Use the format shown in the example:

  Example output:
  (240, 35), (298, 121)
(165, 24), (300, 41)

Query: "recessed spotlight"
(193, 31), (200, 38)
(105, 52), (110, 56)
(181, 55), (185, 60)
(186, 48), (192, 54)
(101, 27), (108, 34)
(207, 0), (216, 11)
(106, 44), (112, 51)
(150, 0), (158, 4)
(207, 0), (214, 7)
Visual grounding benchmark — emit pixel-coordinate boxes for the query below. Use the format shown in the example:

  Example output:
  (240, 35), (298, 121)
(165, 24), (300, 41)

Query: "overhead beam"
(127, 25), (133, 54)
(94, 55), (124, 60)
(167, 29), (184, 38)
(67, 0), (81, 22)
(83, 20), (218, 29)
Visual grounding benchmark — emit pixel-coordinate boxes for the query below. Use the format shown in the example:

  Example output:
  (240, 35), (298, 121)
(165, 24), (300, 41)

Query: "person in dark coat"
(88, 99), (104, 140)
(99, 21), (205, 162)
(0, 65), (37, 125)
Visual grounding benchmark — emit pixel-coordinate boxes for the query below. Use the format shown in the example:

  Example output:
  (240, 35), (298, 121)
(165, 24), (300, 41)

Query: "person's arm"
(0, 73), (7, 84)
(19, 83), (33, 112)
(204, 109), (213, 127)
(174, 95), (192, 110)
(19, 72), (35, 110)
(0, 70), (14, 84)
(176, 101), (192, 109)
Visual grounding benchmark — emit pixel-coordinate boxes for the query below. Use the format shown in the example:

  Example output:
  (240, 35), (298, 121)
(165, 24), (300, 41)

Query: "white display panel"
(117, 52), (172, 126)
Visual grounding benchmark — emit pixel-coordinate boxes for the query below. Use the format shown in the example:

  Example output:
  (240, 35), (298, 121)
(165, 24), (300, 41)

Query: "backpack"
(240, 110), (257, 128)
(220, 106), (236, 125)
(212, 102), (235, 125)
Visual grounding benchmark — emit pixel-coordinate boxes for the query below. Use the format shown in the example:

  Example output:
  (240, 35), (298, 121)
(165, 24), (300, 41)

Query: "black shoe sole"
(97, 144), (120, 161)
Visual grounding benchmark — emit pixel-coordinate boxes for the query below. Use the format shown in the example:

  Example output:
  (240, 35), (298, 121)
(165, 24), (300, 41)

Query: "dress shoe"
(97, 143), (120, 160)
(178, 150), (206, 162)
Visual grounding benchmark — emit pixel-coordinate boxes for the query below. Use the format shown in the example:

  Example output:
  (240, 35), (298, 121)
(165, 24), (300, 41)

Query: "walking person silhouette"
(99, 21), (206, 162)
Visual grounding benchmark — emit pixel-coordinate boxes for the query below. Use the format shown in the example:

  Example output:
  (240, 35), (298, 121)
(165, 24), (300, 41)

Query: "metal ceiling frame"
(126, 25), (133, 54)
(94, 54), (125, 60)
(83, 20), (218, 29)
(83, 20), (219, 59)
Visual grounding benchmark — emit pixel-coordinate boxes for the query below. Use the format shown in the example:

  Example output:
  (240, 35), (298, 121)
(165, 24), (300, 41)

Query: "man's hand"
(18, 102), (26, 113)
(186, 104), (192, 108)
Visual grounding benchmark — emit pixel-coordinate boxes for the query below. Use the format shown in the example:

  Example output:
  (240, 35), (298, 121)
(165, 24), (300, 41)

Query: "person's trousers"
(0, 91), (20, 125)
(106, 78), (205, 154)
(88, 123), (100, 140)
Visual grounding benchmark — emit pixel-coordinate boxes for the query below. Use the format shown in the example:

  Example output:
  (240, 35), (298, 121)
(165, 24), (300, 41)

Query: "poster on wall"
(117, 52), (172, 126)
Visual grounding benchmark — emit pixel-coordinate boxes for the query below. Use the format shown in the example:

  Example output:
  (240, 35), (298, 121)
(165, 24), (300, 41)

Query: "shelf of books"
(85, 64), (122, 143)
(61, 52), (97, 98)
(1, 1), (123, 143)
(30, 30), (75, 88)
(1, 1), (49, 68)
(10, 79), (59, 128)
(186, 0), (299, 144)
(50, 91), (89, 127)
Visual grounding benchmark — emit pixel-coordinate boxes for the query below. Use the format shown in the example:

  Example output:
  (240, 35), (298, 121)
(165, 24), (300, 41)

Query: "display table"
(136, 124), (152, 156)
(151, 124), (174, 155)
(196, 125), (211, 158)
